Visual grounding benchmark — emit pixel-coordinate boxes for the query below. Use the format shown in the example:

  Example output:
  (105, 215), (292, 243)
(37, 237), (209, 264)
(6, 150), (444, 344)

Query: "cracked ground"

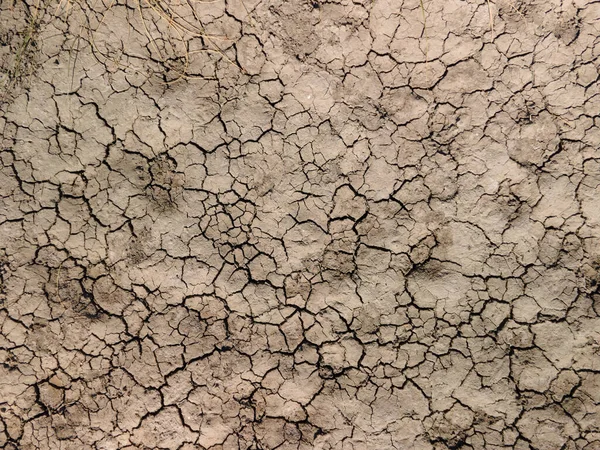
(1, 0), (600, 448)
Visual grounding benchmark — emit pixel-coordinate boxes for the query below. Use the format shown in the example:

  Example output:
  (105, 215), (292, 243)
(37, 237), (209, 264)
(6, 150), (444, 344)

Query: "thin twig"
(487, 0), (494, 40)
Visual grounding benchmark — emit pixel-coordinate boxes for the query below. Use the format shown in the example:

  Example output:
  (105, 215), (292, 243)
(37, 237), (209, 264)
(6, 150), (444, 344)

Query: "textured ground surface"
(1, 0), (600, 448)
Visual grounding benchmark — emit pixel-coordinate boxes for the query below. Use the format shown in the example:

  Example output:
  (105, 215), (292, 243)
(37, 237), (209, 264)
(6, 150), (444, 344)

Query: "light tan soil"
(1, 0), (600, 448)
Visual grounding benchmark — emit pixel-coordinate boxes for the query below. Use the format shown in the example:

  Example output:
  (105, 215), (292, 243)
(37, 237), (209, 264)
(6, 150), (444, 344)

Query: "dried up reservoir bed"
(1, 0), (600, 448)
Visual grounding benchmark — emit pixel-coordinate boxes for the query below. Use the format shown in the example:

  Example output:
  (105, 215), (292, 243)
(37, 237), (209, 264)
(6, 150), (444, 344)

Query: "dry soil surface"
(1, 0), (600, 448)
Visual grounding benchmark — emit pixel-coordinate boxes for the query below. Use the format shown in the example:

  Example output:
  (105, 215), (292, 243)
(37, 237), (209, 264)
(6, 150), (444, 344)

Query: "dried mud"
(1, 0), (600, 448)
